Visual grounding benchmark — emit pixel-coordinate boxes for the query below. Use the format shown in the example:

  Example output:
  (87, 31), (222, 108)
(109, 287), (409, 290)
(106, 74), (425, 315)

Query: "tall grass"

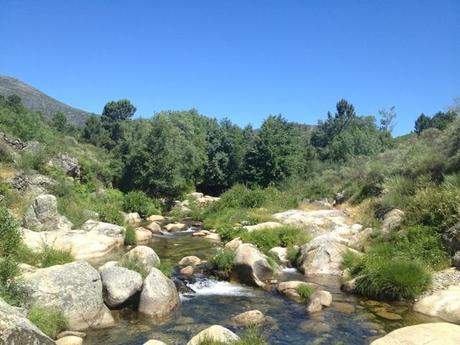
(28, 305), (68, 338)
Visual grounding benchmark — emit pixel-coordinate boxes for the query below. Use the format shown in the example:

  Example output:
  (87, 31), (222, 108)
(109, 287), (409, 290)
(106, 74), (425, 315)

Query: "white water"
(183, 279), (254, 298)
(282, 267), (298, 273)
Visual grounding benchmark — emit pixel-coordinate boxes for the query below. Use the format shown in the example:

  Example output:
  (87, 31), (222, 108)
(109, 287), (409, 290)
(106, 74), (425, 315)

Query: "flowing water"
(85, 230), (440, 345)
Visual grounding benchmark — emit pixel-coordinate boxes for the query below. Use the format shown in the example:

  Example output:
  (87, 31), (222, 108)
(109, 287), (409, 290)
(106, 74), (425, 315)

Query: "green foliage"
(239, 226), (310, 253)
(197, 328), (267, 345)
(341, 250), (364, 276)
(124, 226), (137, 246)
(0, 207), (21, 257)
(120, 255), (148, 278)
(28, 305), (68, 339)
(123, 191), (160, 218)
(159, 262), (173, 278)
(415, 111), (458, 135)
(296, 284), (315, 302)
(209, 250), (235, 277)
(50, 112), (68, 132)
(38, 247), (74, 268)
(286, 246), (300, 266)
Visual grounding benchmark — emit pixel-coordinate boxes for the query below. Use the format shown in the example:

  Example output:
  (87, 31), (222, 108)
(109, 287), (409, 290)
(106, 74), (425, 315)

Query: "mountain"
(0, 76), (94, 126)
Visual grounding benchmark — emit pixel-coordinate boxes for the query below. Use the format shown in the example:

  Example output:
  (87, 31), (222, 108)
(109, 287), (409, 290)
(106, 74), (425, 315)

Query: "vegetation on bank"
(27, 304), (68, 338)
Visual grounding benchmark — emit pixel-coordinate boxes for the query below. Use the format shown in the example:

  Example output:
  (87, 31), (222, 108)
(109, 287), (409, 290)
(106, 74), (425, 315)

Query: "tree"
(102, 99), (136, 121)
(379, 106), (397, 133)
(414, 113), (431, 135)
(51, 112), (68, 132)
(82, 115), (111, 147)
(431, 111), (457, 131)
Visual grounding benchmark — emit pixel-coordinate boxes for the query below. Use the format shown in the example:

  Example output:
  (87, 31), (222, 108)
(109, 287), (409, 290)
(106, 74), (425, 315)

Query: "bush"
(381, 175), (417, 209)
(296, 284), (315, 302)
(124, 226), (137, 246)
(209, 250), (235, 278)
(123, 191), (160, 218)
(28, 305), (68, 339)
(97, 203), (124, 225)
(0, 207), (21, 257)
(120, 255), (148, 278)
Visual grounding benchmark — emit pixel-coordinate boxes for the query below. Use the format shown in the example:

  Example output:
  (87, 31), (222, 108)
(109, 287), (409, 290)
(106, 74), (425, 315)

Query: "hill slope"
(0, 76), (93, 126)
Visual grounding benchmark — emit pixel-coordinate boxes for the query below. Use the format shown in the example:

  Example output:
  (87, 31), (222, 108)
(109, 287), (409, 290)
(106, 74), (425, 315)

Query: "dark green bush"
(97, 203), (124, 225)
(28, 305), (68, 338)
(123, 191), (160, 218)
(209, 250), (235, 278)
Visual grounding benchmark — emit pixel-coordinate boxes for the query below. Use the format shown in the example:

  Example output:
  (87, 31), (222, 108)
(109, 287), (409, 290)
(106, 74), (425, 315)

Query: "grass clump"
(27, 305), (68, 339)
(239, 226), (310, 252)
(38, 247), (74, 268)
(197, 328), (267, 345)
(296, 284), (315, 302)
(159, 261), (173, 278)
(209, 250), (235, 278)
(286, 245), (300, 266)
(124, 225), (137, 246)
(120, 255), (148, 278)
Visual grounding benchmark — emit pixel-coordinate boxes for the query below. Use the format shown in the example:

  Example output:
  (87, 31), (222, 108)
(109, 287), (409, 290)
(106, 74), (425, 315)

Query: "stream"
(84, 230), (440, 345)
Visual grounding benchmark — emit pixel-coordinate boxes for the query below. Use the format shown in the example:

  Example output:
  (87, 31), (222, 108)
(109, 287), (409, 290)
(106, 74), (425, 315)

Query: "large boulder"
(123, 212), (141, 226)
(20, 261), (114, 331)
(48, 154), (81, 179)
(413, 285), (460, 323)
(23, 194), (72, 232)
(277, 281), (318, 303)
(187, 325), (239, 345)
(232, 244), (275, 288)
(122, 246), (160, 272)
(370, 322), (460, 345)
(135, 227), (153, 242)
(138, 268), (180, 320)
(164, 223), (187, 232)
(381, 209), (405, 234)
(100, 266), (143, 308)
(268, 247), (289, 265)
(0, 297), (55, 345)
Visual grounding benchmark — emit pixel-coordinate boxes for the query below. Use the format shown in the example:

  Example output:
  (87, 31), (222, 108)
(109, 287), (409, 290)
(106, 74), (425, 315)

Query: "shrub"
(28, 305), (68, 339)
(215, 225), (246, 243)
(124, 226), (137, 246)
(120, 255), (148, 278)
(0, 207), (21, 257)
(209, 250), (235, 278)
(123, 191), (160, 218)
(159, 262), (173, 278)
(97, 204), (124, 225)
(296, 284), (315, 302)
(381, 175), (417, 209)
(341, 249), (364, 276)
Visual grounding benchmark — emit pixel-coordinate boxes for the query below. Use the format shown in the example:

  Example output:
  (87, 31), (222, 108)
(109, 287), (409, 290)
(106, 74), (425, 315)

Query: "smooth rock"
(100, 266), (143, 308)
(306, 297), (322, 313)
(146, 215), (165, 223)
(244, 221), (282, 232)
(370, 322), (460, 345)
(381, 209), (405, 234)
(277, 281), (317, 303)
(312, 290), (332, 307)
(20, 261), (114, 330)
(179, 256), (201, 266)
(135, 227), (153, 242)
(124, 212), (142, 225)
(180, 266), (194, 276)
(123, 246), (160, 272)
(225, 238), (242, 251)
(165, 223), (187, 232)
(231, 310), (265, 326)
(56, 336), (83, 345)
(143, 341), (167, 345)
(413, 285), (460, 323)
(56, 331), (86, 339)
(268, 247), (289, 265)
(332, 302), (355, 314)
(138, 268), (180, 320)
(232, 243), (275, 288)
(23, 194), (72, 232)
(374, 309), (402, 321)
(187, 325), (239, 345)
(146, 222), (162, 234)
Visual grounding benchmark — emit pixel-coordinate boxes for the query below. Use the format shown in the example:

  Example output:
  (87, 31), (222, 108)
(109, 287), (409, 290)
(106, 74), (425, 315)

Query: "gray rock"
(23, 194), (72, 232)
(123, 246), (160, 272)
(231, 310), (265, 327)
(100, 266), (143, 308)
(232, 244), (275, 288)
(187, 325), (239, 345)
(0, 297), (55, 345)
(20, 261), (114, 331)
(454, 251), (460, 268)
(382, 209), (404, 233)
(138, 267), (180, 320)
(48, 154), (81, 178)
(442, 222), (460, 254)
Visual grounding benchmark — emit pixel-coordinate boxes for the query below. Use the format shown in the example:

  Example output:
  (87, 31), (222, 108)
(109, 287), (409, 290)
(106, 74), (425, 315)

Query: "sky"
(1, 0), (459, 135)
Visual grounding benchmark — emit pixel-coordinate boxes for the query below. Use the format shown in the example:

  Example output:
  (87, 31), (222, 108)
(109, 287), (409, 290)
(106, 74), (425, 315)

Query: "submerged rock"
(231, 309), (265, 327)
(414, 285), (460, 323)
(20, 261), (114, 331)
(0, 297), (55, 345)
(370, 322), (460, 345)
(100, 265), (143, 308)
(187, 325), (239, 345)
(138, 267), (180, 320)
(232, 244), (276, 288)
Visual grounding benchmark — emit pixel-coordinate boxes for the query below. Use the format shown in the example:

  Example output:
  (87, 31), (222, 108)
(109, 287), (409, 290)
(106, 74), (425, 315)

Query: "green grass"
(159, 261), (173, 278)
(120, 255), (148, 278)
(296, 284), (315, 302)
(286, 245), (300, 266)
(209, 250), (235, 278)
(239, 226), (310, 253)
(28, 305), (68, 339)
(16, 245), (74, 268)
(124, 225), (137, 246)
(197, 328), (267, 345)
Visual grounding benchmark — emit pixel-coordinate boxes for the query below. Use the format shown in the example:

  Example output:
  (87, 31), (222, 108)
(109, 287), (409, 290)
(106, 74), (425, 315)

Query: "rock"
(124, 212), (142, 225)
(225, 238), (242, 251)
(23, 194), (73, 232)
(381, 209), (405, 234)
(180, 266), (194, 276)
(98, 261), (119, 272)
(268, 247), (289, 265)
(188, 192), (204, 199)
(135, 227), (153, 242)
(332, 302), (355, 314)
(179, 256), (201, 266)
(277, 281), (317, 303)
(374, 309), (402, 321)
(165, 223), (187, 232)
(231, 310), (265, 327)
(312, 290), (332, 307)
(20, 261), (114, 331)
(370, 322), (460, 345)
(100, 266), (143, 308)
(413, 285), (460, 323)
(146, 215), (165, 223)
(341, 276), (360, 293)
(48, 154), (81, 179)
(138, 268), (180, 320)
(0, 297), (55, 345)
(244, 222), (283, 232)
(146, 222), (162, 234)
(306, 297), (322, 313)
(56, 336), (83, 345)
(143, 341), (167, 345)
(298, 233), (351, 275)
(454, 251), (460, 268)
(195, 195), (220, 205)
(56, 331), (86, 339)
(123, 246), (160, 272)
(300, 320), (331, 334)
(186, 325), (239, 345)
(442, 222), (460, 254)
(192, 230), (221, 241)
(232, 244), (275, 288)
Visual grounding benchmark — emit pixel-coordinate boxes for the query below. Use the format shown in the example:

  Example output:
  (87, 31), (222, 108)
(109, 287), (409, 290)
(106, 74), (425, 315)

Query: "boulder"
(192, 230), (221, 241)
(231, 310), (265, 327)
(179, 256), (201, 266)
(187, 325), (239, 345)
(138, 268), (180, 320)
(277, 281), (317, 303)
(312, 290), (332, 307)
(244, 222), (283, 232)
(100, 266), (143, 308)
(370, 322), (460, 345)
(225, 238), (242, 251)
(123, 246), (160, 272)
(0, 297), (55, 345)
(232, 244), (275, 288)
(179, 266), (194, 276)
(268, 247), (289, 265)
(124, 212), (142, 226)
(23, 194), (72, 232)
(146, 222), (162, 234)
(20, 261), (114, 331)
(135, 227), (153, 242)
(143, 341), (167, 345)
(187, 192), (204, 199)
(165, 223), (187, 232)
(413, 285), (460, 323)
(146, 215), (165, 223)
(56, 336), (83, 345)
(48, 154), (81, 179)
(382, 209), (405, 234)
(306, 297), (322, 313)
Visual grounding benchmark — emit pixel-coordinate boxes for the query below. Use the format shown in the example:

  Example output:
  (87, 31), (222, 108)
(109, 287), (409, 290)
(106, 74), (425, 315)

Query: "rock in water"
(20, 261), (114, 330)
(413, 285), (460, 323)
(231, 310), (265, 327)
(232, 244), (275, 288)
(138, 267), (180, 320)
(370, 322), (460, 345)
(0, 297), (55, 345)
(100, 266), (143, 308)
(179, 256), (201, 266)
(187, 325), (240, 345)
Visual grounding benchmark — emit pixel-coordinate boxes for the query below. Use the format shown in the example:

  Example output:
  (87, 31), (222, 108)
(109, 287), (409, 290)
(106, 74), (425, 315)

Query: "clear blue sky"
(1, 0), (459, 135)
